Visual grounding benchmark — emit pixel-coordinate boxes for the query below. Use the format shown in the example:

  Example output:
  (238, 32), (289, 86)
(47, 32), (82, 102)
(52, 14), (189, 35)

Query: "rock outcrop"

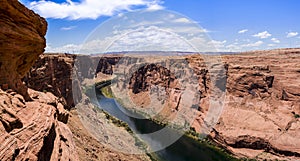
(25, 54), (121, 108)
(0, 89), (78, 161)
(0, 0), (47, 101)
(25, 54), (77, 108)
(29, 49), (300, 160)
(129, 63), (177, 94)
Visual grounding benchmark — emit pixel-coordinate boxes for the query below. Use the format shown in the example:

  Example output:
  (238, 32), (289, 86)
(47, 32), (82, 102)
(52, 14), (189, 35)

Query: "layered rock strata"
(0, 0), (47, 101)
(0, 89), (78, 161)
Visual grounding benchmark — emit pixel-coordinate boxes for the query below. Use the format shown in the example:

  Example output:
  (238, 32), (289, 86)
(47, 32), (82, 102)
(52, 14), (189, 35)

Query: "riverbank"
(81, 82), (161, 160)
(96, 105), (163, 161)
(67, 107), (153, 161)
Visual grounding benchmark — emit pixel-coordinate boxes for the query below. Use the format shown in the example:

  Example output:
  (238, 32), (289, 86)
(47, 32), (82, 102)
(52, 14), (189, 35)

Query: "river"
(96, 93), (237, 161)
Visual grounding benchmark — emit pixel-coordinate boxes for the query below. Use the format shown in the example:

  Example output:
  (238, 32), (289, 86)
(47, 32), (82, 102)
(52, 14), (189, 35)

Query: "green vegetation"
(182, 129), (239, 161)
(99, 107), (163, 161)
(147, 153), (166, 161)
(292, 111), (300, 118)
(184, 136), (239, 161)
(100, 107), (150, 151)
(101, 108), (132, 132)
(100, 86), (114, 98)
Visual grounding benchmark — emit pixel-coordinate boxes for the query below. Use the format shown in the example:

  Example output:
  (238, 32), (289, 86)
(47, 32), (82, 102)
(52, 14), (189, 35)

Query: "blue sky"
(20, 0), (300, 53)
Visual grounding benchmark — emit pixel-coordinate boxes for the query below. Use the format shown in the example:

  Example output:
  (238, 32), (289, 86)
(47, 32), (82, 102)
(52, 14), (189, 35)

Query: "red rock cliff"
(0, 0), (47, 100)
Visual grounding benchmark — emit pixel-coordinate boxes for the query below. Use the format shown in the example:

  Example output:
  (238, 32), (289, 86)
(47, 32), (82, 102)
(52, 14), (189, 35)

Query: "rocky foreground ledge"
(0, 88), (76, 160)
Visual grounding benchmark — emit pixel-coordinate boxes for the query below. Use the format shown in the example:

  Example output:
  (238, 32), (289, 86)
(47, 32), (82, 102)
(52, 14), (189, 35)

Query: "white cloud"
(210, 40), (227, 45)
(238, 29), (248, 34)
(226, 44), (241, 51)
(188, 37), (216, 51)
(166, 26), (210, 34)
(127, 20), (164, 28)
(242, 39), (250, 42)
(242, 41), (263, 47)
(173, 18), (192, 23)
(108, 26), (196, 52)
(287, 32), (298, 38)
(147, 3), (164, 11)
(167, 14), (175, 19)
(28, 0), (164, 20)
(268, 44), (276, 47)
(60, 26), (76, 31)
(252, 31), (271, 39)
(46, 25), (220, 53)
(46, 43), (81, 53)
(271, 38), (280, 43)
(208, 40), (227, 51)
(222, 41), (264, 52)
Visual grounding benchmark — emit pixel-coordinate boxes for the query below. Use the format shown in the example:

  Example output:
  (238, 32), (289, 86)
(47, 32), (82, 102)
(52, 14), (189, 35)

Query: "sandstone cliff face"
(129, 64), (177, 94)
(211, 49), (300, 160)
(164, 49), (300, 160)
(24, 54), (126, 109)
(96, 56), (120, 75)
(25, 54), (120, 108)
(25, 54), (77, 108)
(0, 0), (47, 100)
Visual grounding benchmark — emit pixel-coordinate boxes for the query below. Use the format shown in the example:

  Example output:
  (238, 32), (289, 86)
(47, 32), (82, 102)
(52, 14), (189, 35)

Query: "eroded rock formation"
(25, 54), (77, 108)
(0, 0), (47, 101)
(0, 89), (78, 161)
(129, 64), (177, 94)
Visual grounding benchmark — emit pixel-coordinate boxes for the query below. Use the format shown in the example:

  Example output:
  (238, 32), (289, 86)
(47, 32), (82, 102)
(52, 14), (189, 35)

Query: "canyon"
(85, 49), (300, 160)
(0, 1), (300, 160)
(32, 50), (300, 160)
